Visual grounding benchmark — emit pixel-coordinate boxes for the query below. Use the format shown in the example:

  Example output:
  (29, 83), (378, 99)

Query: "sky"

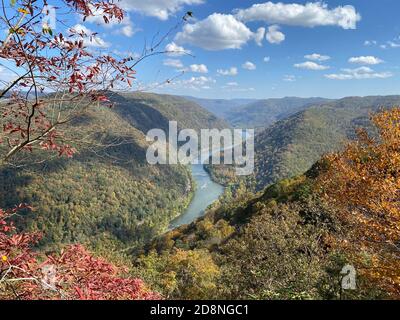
(2, 0), (400, 99)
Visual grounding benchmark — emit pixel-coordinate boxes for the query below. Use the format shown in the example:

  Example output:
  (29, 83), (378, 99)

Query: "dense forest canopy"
(1, 0), (399, 303)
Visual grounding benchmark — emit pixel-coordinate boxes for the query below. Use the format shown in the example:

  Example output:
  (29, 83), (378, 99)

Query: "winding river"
(168, 132), (252, 230)
(168, 163), (224, 229)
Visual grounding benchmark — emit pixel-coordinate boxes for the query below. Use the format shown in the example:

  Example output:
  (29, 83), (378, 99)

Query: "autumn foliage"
(0, 0), (162, 301)
(0, 205), (160, 300)
(0, 0), (135, 164)
(318, 108), (400, 297)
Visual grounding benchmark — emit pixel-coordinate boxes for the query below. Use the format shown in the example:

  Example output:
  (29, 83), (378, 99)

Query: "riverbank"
(168, 164), (225, 230)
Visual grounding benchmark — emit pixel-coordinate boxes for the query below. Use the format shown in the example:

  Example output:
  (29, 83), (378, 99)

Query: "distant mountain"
(115, 92), (229, 132)
(227, 97), (331, 130)
(255, 95), (400, 189)
(0, 92), (228, 251)
(183, 96), (258, 119)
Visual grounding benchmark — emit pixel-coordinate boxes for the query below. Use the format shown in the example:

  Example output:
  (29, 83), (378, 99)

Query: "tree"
(0, 204), (161, 299)
(0, 0), (189, 165)
(317, 108), (400, 297)
(0, 0), (134, 164)
(0, 0), (181, 300)
(135, 249), (220, 299)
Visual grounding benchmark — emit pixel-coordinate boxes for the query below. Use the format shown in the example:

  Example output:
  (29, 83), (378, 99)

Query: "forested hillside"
(254, 95), (400, 189)
(226, 97), (330, 130)
(0, 92), (226, 252)
(114, 92), (229, 132)
(132, 108), (400, 300)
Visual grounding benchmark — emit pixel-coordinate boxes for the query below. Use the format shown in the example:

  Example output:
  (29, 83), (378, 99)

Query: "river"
(168, 131), (252, 230)
(168, 163), (224, 229)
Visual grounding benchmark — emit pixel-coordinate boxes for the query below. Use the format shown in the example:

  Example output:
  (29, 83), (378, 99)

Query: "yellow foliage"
(318, 108), (400, 296)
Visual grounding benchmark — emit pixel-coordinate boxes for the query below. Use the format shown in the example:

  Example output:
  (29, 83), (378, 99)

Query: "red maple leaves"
(0, 0), (136, 162)
(0, 205), (161, 300)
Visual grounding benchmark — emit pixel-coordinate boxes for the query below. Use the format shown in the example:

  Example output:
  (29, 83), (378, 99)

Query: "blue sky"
(2, 1), (400, 99)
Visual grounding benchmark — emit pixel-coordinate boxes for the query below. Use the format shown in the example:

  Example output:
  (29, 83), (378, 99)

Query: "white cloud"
(304, 53), (331, 61)
(189, 64), (208, 73)
(377, 37), (400, 49)
(217, 67), (238, 76)
(118, 25), (136, 37)
(70, 24), (110, 48)
(348, 56), (384, 65)
(266, 25), (285, 44)
(165, 42), (191, 56)
(283, 75), (296, 82)
(180, 76), (216, 90)
(223, 86), (255, 92)
(364, 40), (377, 46)
(85, 6), (137, 38)
(119, 0), (204, 21)
(387, 41), (400, 48)
(294, 61), (330, 70)
(242, 61), (256, 70)
(253, 27), (266, 46)
(235, 2), (361, 29)
(157, 75), (216, 91)
(325, 67), (393, 80)
(264, 56), (271, 63)
(163, 58), (184, 69)
(175, 13), (257, 50)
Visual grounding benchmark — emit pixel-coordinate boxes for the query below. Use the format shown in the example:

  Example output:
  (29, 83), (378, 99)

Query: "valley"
(2, 91), (400, 300)
(2, 0), (399, 304)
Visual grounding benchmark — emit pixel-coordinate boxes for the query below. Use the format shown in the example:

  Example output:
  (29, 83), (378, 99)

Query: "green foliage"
(138, 170), (386, 300)
(0, 92), (226, 252)
(133, 249), (220, 299)
(227, 97), (330, 130)
(254, 95), (400, 190)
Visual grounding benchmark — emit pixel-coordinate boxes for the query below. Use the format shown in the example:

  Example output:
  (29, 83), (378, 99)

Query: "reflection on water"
(168, 164), (224, 230)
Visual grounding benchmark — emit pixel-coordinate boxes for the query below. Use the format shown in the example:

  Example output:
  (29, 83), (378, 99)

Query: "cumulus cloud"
(325, 67), (393, 80)
(234, 2), (361, 29)
(217, 67), (239, 76)
(178, 76), (216, 90)
(117, 25), (136, 37)
(242, 61), (257, 70)
(266, 25), (285, 44)
(69, 24), (110, 48)
(189, 64), (208, 73)
(294, 61), (330, 70)
(304, 53), (331, 61)
(175, 13), (258, 50)
(264, 56), (271, 63)
(163, 58), (184, 69)
(348, 56), (384, 65)
(165, 42), (191, 56)
(119, 0), (204, 21)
